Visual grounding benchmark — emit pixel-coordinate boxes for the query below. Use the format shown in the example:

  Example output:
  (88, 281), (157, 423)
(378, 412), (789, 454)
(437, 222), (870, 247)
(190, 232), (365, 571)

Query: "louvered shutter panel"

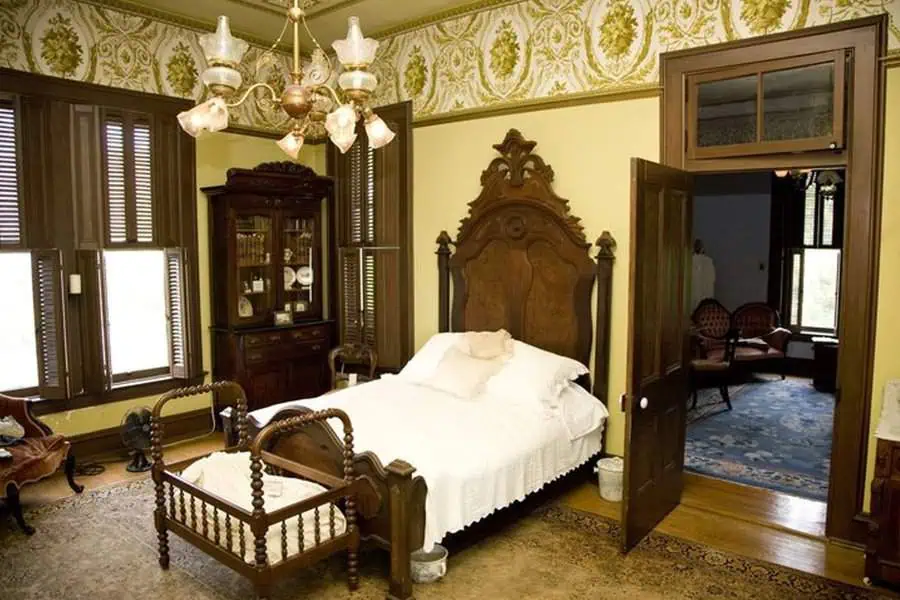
(164, 247), (191, 379)
(133, 122), (153, 242)
(104, 118), (128, 244)
(0, 98), (23, 247)
(340, 249), (361, 345)
(102, 112), (155, 246)
(31, 249), (68, 399)
(363, 252), (376, 347)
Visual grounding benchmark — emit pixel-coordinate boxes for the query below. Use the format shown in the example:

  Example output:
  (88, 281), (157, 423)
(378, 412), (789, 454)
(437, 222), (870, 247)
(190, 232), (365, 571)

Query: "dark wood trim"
(69, 404), (213, 460)
(661, 15), (887, 545)
(0, 68), (190, 115)
(435, 231), (452, 333)
(593, 232), (616, 407)
(30, 374), (206, 417)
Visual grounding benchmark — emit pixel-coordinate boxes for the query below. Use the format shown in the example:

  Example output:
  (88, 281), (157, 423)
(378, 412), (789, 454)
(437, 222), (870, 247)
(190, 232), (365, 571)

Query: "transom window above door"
(687, 51), (847, 159)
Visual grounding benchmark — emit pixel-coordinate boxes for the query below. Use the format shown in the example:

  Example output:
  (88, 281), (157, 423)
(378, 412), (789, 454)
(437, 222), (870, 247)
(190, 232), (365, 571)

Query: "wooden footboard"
(152, 383), (371, 600)
(224, 406), (427, 600)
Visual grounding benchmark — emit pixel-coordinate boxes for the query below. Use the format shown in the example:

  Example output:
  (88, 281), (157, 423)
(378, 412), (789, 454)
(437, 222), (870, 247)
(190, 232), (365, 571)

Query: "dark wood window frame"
(328, 101), (414, 372)
(661, 15), (887, 546)
(0, 68), (204, 415)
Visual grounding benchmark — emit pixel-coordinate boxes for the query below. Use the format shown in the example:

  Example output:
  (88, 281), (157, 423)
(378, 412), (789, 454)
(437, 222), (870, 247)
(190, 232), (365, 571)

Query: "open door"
(621, 158), (693, 552)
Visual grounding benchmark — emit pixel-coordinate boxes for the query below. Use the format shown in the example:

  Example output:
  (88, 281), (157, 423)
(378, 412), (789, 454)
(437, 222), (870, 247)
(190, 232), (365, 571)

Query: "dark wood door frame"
(660, 15), (887, 546)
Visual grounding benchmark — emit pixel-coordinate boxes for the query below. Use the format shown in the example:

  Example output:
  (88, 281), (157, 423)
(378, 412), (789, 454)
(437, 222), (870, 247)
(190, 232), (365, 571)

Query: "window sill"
(29, 373), (207, 417)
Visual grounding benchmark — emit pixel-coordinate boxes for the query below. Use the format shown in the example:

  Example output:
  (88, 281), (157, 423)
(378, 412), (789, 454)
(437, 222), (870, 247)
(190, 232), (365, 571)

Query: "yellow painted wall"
(42, 132), (325, 436)
(864, 67), (900, 509)
(413, 98), (660, 455)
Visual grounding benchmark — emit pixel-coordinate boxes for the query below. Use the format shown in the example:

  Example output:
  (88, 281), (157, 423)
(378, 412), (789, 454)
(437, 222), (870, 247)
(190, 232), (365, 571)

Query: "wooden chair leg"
(5, 483), (35, 535)
(691, 388), (698, 410)
(64, 453), (84, 494)
(720, 385), (733, 411)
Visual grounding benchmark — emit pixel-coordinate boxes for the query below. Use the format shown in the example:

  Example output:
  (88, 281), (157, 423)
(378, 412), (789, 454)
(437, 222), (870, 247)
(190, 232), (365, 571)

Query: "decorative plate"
(238, 295), (253, 318)
(283, 266), (296, 289)
(297, 265), (313, 286)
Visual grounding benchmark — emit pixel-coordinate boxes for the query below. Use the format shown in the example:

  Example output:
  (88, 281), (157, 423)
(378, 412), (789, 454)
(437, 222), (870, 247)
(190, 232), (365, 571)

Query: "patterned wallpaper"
(369, 0), (899, 119)
(1, 0), (896, 129)
(0, 0), (294, 130)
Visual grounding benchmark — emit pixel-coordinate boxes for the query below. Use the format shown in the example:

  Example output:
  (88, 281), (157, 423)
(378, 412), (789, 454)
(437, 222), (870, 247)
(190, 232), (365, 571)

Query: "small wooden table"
(811, 336), (839, 393)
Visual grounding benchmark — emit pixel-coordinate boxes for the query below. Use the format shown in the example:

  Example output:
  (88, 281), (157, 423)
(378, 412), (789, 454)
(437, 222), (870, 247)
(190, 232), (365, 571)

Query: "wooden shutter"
(0, 96), (23, 248)
(330, 101), (413, 369)
(31, 249), (68, 399)
(102, 111), (155, 246)
(164, 247), (192, 379)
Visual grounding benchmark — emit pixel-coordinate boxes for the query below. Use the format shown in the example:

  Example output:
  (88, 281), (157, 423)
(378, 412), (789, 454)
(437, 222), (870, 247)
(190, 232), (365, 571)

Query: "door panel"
(622, 158), (693, 552)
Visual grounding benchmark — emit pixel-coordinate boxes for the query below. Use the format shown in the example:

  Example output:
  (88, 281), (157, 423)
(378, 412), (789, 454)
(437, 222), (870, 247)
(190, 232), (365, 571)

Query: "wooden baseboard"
(69, 408), (215, 460)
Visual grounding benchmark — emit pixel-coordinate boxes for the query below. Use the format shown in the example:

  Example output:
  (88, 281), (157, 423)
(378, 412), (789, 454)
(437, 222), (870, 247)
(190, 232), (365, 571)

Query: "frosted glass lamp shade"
(338, 69), (377, 93)
(325, 104), (358, 137)
(329, 130), (357, 154)
(199, 16), (249, 67)
(277, 131), (305, 159)
(201, 65), (243, 93)
(365, 113), (395, 149)
(177, 97), (229, 137)
(332, 17), (378, 67)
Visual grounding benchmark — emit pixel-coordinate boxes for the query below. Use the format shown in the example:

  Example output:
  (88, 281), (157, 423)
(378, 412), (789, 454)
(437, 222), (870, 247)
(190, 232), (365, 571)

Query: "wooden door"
(621, 158), (693, 552)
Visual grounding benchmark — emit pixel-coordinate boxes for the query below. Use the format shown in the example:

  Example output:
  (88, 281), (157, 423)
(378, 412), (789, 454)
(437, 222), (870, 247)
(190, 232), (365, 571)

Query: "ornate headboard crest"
(435, 129), (617, 404)
(458, 129), (587, 245)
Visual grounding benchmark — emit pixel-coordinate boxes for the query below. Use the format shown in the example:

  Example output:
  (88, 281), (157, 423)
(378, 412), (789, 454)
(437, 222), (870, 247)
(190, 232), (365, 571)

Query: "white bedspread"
(180, 451), (347, 564)
(249, 375), (605, 551)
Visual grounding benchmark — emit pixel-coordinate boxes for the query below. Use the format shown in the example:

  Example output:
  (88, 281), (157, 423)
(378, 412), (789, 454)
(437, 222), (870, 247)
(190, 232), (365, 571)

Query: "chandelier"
(176, 0), (394, 158)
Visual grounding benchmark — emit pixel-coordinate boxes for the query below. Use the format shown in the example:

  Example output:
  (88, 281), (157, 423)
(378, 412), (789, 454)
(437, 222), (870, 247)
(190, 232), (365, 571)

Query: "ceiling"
(102, 0), (484, 52)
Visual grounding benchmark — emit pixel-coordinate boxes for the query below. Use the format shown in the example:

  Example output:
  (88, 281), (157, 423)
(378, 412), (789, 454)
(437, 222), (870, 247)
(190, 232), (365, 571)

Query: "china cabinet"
(204, 162), (335, 411)
(866, 438), (900, 588)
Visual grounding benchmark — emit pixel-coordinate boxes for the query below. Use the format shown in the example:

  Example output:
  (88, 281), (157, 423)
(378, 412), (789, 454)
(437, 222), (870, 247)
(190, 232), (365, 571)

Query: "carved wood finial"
(251, 161), (317, 178)
(595, 231), (617, 259)
(480, 129), (554, 187)
(435, 231), (453, 253)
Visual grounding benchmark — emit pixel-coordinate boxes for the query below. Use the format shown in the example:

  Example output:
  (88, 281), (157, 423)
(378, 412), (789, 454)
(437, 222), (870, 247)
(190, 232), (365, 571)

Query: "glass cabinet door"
(688, 50), (846, 159)
(234, 212), (274, 324)
(281, 213), (320, 320)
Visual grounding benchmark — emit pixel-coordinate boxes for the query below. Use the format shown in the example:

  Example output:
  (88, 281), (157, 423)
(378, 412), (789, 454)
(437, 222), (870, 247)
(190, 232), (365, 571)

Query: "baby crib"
(150, 381), (362, 600)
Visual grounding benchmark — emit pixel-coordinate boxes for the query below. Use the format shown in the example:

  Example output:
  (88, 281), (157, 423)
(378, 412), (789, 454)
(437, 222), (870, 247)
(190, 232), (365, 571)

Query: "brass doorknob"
(640, 397), (649, 410)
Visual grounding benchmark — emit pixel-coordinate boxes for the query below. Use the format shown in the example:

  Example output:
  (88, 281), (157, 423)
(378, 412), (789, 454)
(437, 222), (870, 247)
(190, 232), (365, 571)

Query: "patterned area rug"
(1, 479), (889, 600)
(686, 376), (833, 501)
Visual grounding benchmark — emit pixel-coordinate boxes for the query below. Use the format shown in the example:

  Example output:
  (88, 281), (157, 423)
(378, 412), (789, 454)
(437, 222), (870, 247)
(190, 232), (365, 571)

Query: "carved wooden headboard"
(436, 129), (617, 403)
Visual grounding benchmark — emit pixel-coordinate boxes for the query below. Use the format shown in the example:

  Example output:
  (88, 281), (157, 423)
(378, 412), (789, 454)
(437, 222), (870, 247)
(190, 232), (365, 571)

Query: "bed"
(222, 128), (618, 600)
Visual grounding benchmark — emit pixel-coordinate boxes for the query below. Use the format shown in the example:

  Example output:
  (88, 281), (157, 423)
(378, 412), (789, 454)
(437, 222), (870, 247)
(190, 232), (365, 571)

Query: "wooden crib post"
(386, 459), (417, 600)
(249, 453), (270, 599)
(150, 413), (169, 569)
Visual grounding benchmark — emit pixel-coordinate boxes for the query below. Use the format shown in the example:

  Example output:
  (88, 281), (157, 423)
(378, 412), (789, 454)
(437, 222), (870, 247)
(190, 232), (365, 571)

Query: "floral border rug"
(686, 376), (833, 501)
(1, 478), (890, 599)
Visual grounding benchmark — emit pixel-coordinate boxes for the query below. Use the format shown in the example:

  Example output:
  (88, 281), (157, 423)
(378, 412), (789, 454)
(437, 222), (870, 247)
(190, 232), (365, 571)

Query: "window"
(331, 101), (412, 371)
(0, 73), (200, 405)
(782, 170), (844, 334)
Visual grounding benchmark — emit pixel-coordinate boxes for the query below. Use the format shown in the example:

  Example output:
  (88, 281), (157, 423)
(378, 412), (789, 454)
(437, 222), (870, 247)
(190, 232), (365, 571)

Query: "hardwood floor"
(561, 474), (868, 590)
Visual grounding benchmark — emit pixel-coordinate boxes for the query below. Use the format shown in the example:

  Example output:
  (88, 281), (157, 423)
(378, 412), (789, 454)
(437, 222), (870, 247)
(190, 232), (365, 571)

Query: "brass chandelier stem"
(292, 0), (302, 83)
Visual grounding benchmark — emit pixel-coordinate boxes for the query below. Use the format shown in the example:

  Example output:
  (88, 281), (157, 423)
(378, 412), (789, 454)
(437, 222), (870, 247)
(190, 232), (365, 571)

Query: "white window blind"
(0, 102), (22, 246)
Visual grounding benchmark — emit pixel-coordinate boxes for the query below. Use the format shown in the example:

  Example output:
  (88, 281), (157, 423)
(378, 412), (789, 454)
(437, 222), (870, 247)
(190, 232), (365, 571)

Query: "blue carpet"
(685, 377), (833, 502)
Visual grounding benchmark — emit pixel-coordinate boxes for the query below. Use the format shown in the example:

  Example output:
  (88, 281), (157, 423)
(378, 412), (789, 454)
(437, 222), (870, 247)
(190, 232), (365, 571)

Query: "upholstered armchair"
(0, 394), (83, 534)
(690, 299), (732, 356)
(732, 303), (793, 378)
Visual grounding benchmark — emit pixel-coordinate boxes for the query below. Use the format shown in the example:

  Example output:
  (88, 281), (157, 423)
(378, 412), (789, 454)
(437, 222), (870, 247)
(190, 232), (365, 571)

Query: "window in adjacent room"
(782, 169), (844, 335)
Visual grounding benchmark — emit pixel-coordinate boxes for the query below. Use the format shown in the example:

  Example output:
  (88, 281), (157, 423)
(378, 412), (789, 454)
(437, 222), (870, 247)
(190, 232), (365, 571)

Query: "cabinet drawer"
(293, 340), (327, 355)
(288, 326), (328, 342)
(245, 332), (285, 347)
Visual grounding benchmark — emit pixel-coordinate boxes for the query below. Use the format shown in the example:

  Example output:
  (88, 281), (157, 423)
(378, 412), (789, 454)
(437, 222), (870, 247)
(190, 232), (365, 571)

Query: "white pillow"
(556, 382), (609, 441)
(397, 332), (465, 382)
(484, 340), (589, 409)
(418, 345), (507, 399)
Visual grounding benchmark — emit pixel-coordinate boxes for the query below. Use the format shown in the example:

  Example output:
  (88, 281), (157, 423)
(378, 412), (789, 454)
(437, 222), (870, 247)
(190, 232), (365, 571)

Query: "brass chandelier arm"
(225, 82), (280, 108)
(302, 15), (335, 75)
(312, 84), (342, 107)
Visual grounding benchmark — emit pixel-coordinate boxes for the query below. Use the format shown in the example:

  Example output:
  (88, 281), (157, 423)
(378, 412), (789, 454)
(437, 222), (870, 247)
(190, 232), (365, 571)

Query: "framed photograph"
(274, 310), (292, 326)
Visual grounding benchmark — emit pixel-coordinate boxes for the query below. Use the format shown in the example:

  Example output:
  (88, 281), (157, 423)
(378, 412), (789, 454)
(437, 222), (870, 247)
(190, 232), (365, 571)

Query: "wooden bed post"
(150, 415), (169, 569)
(249, 452), (270, 600)
(436, 231), (453, 333)
(592, 232), (616, 407)
(386, 459), (417, 600)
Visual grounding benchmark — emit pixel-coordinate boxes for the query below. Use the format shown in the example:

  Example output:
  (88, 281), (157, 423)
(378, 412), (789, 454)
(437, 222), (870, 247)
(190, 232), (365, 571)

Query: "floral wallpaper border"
(0, 0), (897, 130)
(0, 0), (294, 131)
(368, 0), (899, 120)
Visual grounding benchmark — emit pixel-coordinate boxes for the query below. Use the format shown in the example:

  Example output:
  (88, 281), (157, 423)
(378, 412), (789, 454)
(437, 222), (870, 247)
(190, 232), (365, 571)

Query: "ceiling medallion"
(177, 0), (394, 158)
